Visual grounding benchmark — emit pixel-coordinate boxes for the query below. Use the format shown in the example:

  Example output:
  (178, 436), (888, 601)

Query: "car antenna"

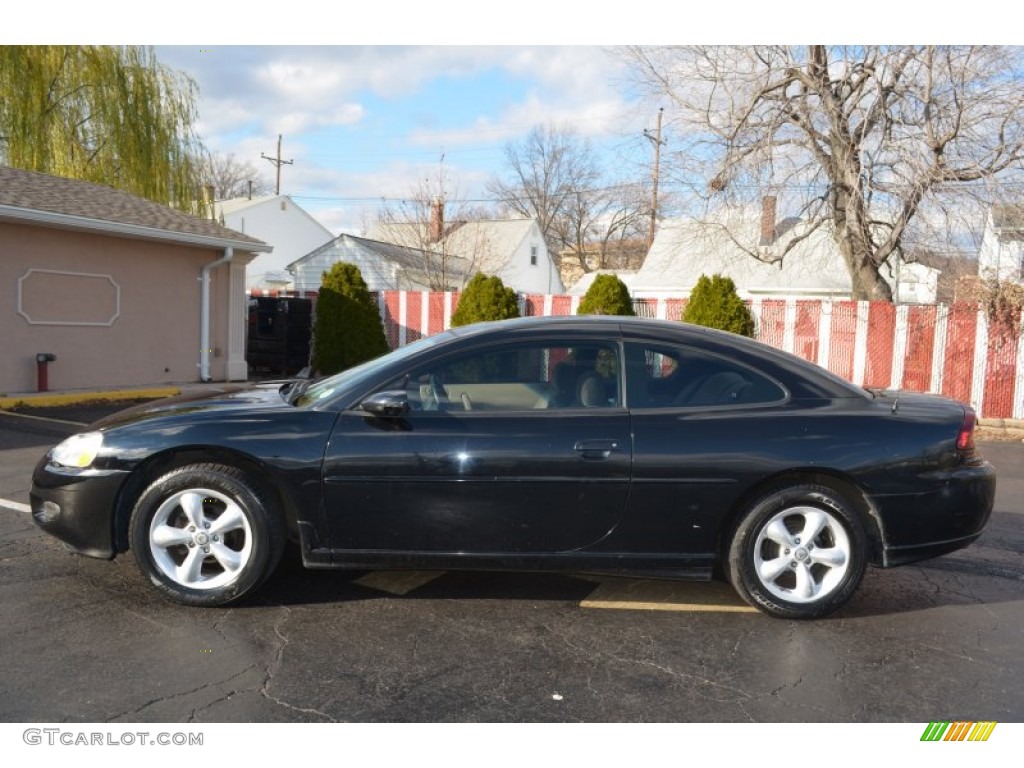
(891, 391), (900, 415)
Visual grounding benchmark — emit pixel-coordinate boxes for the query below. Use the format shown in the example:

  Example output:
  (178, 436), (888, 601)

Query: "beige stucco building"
(1, 166), (270, 394)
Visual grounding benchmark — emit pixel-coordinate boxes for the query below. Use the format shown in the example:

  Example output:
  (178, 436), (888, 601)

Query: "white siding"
(292, 240), (409, 292)
(978, 224), (1024, 283)
(218, 197), (334, 290)
(493, 227), (563, 294)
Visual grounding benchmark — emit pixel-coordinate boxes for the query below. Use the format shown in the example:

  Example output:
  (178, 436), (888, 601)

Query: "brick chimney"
(429, 199), (444, 243)
(760, 195), (777, 245)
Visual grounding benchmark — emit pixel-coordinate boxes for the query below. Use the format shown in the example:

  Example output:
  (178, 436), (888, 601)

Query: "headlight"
(51, 432), (104, 468)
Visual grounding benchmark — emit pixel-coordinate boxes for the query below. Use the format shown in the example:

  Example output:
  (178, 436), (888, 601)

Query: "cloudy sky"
(15, 3), (993, 235)
(155, 44), (649, 234)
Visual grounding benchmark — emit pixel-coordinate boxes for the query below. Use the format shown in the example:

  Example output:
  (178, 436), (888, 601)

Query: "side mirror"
(359, 390), (410, 418)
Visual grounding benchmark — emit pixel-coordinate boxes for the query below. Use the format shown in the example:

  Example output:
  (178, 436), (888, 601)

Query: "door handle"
(574, 439), (620, 459)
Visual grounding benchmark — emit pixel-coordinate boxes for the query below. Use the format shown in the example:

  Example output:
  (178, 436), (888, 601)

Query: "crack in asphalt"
(553, 622), (822, 722)
(544, 622), (755, 704)
(259, 605), (338, 722)
(768, 676), (804, 697)
(106, 665), (261, 722)
(917, 643), (977, 663)
(211, 609), (236, 646)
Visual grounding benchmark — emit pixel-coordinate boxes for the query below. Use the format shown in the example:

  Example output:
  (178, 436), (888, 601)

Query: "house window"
(530, 246), (538, 266)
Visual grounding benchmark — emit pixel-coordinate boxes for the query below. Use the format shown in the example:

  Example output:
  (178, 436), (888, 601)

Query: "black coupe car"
(30, 316), (995, 618)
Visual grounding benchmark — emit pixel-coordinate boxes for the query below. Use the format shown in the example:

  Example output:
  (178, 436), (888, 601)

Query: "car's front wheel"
(727, 484), (867, 619)
(129, 463), (286, 606)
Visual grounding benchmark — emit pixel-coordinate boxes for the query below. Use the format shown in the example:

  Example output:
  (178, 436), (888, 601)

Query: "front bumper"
(30, 455), (130, 559)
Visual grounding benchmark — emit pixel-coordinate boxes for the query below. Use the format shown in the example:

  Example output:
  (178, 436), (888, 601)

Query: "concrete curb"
(977, 418), (1024, 441)
(0, 387), (181, 410)
(978, 418), (1024, 429)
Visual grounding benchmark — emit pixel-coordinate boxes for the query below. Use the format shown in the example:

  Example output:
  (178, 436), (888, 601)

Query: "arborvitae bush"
(576, 273), (636, 316)
(451, 273), (520, 327)
(682, 274), (756, 337)
(312, 262), (389, 375)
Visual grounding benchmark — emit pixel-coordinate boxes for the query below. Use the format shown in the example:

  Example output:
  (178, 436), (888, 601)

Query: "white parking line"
(0, 410), (87, 426)
(0, 498), (31, 514)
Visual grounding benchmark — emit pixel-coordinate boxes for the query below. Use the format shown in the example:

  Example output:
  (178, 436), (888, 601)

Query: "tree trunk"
(831, 177), (894, 302)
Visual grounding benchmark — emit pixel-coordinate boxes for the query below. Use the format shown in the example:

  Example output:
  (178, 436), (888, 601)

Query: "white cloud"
(155, 44), (652, 223)
(273, 104), (366, 135)
(255, 60), (354, 99)
(163, 45), (630, 142)
(193, 100), (260, 144)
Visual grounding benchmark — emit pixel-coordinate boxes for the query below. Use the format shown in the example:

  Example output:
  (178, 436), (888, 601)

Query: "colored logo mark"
(921, 721), (997, 742)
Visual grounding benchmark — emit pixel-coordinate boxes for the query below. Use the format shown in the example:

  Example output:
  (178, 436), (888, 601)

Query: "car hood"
(89, 383), (298, 430)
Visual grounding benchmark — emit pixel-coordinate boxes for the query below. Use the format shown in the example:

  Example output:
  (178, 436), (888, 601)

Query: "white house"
(364, 202), (564, 295)
(215, 196), (334, 291)
(630, 198), (939, 304)
(289, 233), (473, 292)
(977, 205), (1024, 283)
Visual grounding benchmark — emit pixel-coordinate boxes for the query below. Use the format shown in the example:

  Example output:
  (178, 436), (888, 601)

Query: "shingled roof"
(290, 232), (471, 273)
(0, 165), (270, 251)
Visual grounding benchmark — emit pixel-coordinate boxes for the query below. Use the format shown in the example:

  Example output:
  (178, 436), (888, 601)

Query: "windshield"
(294, 332), (452, 408)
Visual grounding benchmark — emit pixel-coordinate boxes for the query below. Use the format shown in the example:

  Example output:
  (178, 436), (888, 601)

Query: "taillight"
(957, 409), (976, 452)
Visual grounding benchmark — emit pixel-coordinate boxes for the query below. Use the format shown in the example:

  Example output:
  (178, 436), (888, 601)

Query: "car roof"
(447, 314), (754, 350)
(449, 314), (690, 336)
(444, 315), (866, 400)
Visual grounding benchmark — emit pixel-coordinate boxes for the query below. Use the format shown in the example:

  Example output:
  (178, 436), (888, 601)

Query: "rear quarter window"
(625, 341), (786, 409)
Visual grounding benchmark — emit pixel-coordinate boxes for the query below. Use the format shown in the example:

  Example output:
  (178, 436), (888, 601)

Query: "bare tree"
(488, 124), (651, 278)
(488, 125), (600, 251)
(371, 170), (498, 291)
(622, 46), (1024, 300)
(552, 181), (649, 273)
(201, 152), (271, 200)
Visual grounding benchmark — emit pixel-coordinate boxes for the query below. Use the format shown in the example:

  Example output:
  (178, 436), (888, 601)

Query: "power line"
(289, 178), (1024, 208)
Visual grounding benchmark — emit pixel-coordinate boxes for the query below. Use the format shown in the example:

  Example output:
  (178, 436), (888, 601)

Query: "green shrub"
(312, 262), (389, 375)
(576, 273), (636, 316)
(682, 274), (755, 337)
(451, 273), (520, 327)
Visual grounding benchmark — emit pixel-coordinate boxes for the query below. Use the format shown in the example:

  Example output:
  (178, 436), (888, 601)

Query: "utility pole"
(261, 134), (293, 195)
(642, 108), (665, 252)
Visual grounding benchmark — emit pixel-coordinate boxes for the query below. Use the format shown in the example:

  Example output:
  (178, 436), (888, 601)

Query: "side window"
(624, 342), (785, 408)
(398, 342), (620, 412)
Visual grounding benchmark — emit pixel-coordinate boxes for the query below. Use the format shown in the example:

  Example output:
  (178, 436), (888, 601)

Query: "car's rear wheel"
(129, 463), (285, 606)
(727, 484), (867, 619)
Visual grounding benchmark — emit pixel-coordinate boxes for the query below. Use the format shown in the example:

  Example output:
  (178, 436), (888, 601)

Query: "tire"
(726, 484), (867, 619)
(129, 463), (286, 607)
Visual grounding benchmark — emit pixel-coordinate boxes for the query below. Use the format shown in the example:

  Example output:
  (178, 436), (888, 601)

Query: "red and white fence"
(370, 290), (1024, 421)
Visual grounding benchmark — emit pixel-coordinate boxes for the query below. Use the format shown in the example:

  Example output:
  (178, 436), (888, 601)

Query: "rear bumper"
(882, 531), (986, 567)
(29, 456), (129, 559)
(875, 460), (996, 567)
